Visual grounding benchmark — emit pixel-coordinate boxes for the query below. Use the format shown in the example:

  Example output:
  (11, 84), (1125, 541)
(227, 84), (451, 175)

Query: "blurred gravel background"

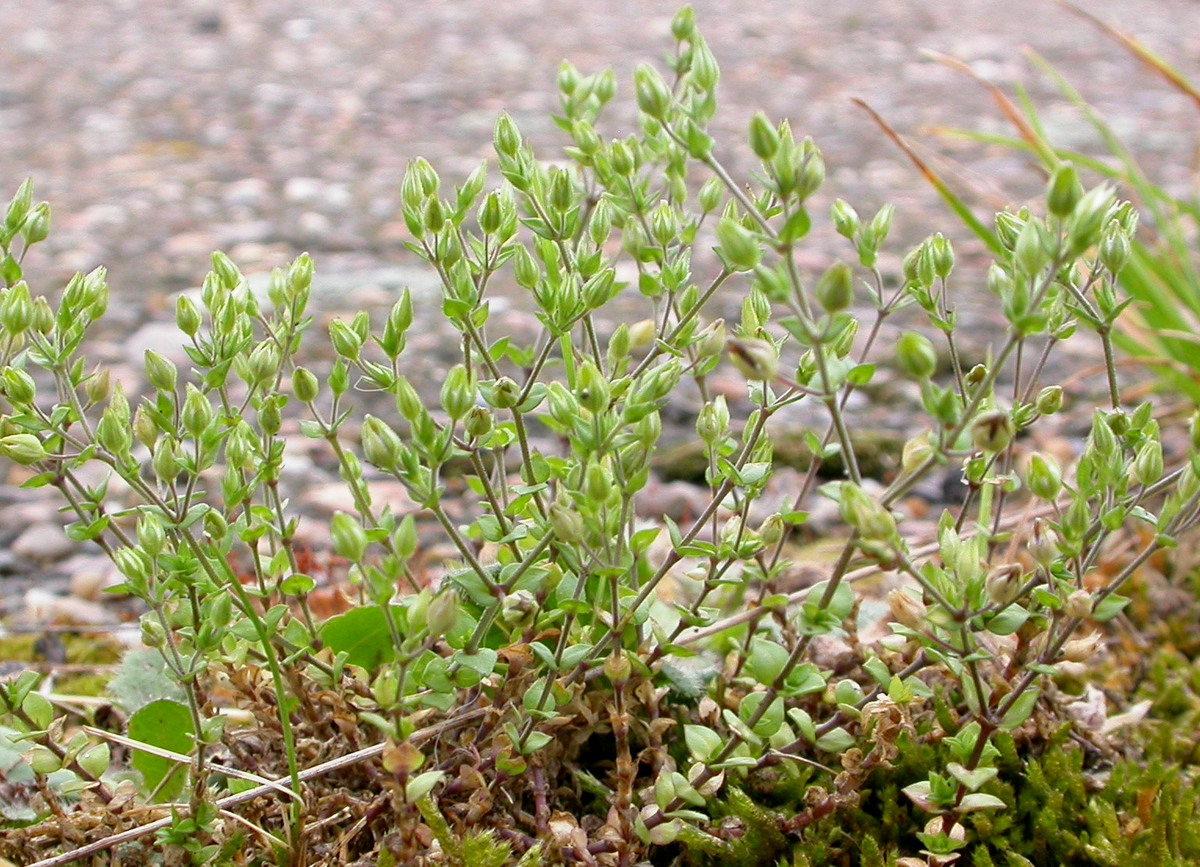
(1, 0), (1196, 300)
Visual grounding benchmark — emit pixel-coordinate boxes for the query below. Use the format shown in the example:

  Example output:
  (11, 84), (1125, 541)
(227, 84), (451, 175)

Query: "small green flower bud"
(901, 431), (936, 474)
(698, 177), (723, 213)
(484, 376), (521, 410)
(584, 459), (612, 504)
(1025, 452), (1062, 501)
(328, 318), (363, 360)
(1028, 518), (1059, 569)
(478, 190), (504, 235)
(694, 318), (726, 359)
(929, 233), (955, 279)
(139, 616), (167, 649)
(175, 294), (202, 337)
(697, 396), (729, 444)
(439, 364), (476, 421)
(604, 651), (632, 685)
(331, 511), (369, 562)
(634, 64), (673, 120)
(211, 250), (241, 290)
(649, 200), (680, 247)
(81, 363), (110, 406)
(493, 112), (523, 158)
(985, 564), (1024, 606)
(361, 415), (404, 472)
(181, 385), (213, 438)
(748, 112), (780, 160)
(548, 500), (585, 544)
(136, 514), (167, 558)
(575, 361), (610, 414)
(292, 367), (319, 403)
(204, 509), (228, 542)
(1067, 185), (1116, 255)
(31, 297), (53, 334)
(0, 432), (47, 465)
(1014, 218), (1047, 276)
(895, 332), (937, 379)
(727, 337), (778, 381)
(815, 261), (854, 314)
(671, 6), (696, 40)
(425, 589), (459, 637)
(839, 483), (897, 542)
(113, 546), (151, 585)
(287, 252), (313, 296)
(758, 513), (786, 547)
(461, 406), (491, 440)
(1089, 411), (1118, 457)
(131, 405), (157, 450)
(258, 396), (281, 436)
(1045, 162), (1083, 219)
(0, 282), (33, 333)
(628, 319), (657, 350)
(1035, 385), (1064, 416)
(1132, 440), (1164, 486)
(971, 410), (1015, 453)
(143, 350), (177, 393)
(1098, 221), (1130, 274)
(22, 201), (51, 245)
(831, 199), (860, 240)
(887, 588), (926, 630)
(151, 438), (179, 480)
(1, 366), (35, 405)
(986, 262), (1014, 298)
(545, 382), (579, 428)
(246, 341), (279, 385)
(1063, 589), (1093, 620)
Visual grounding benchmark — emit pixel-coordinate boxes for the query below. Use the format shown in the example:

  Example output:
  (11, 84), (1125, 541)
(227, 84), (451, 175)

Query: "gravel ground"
(0, 1), (1196, 619)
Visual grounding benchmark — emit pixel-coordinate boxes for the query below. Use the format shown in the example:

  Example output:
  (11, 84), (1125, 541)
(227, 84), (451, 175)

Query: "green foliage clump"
(1, 6), (1200, 866)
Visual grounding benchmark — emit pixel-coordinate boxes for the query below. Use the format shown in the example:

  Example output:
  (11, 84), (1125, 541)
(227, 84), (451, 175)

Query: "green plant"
(1, 7), (1198, 865)
(862, 5), (1200, 402)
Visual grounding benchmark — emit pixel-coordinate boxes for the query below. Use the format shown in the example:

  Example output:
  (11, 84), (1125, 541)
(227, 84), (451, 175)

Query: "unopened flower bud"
(181, 385), (213, 438)
(748, 112), (780, 160)
(464, 405), (493, 439)
(758, 513), (786, 547)
(1098, 222), (1130, 274)
(727, 337), (778, 381)
(715, 217), (761, 272)
(548, 500), (585, 544)
(1025, 452), (1062, 501)
(1060, 632), (1103, 663)
(361, 415), (404, 472)
(887, 588), (926, 630)
(1, 367), (35, 405)
(1045, 162), (1083, 219)
(493, 113), (522, 159)
(698, 177), (723, 213)
(985, 564), (1024, 606)
(694, 319), (726, 359)
(144, 350), (177, 393)
(292, 367), (319, 403)
(831, 199), (860, 240)
(331, 511), (369, 562)
(1132, 440), (1164, 487)
(499, 589), (537, 630)
(815, 261), (854, 314)
(1028, 518), (1060, 569)
(175, 295), (202, 337)
(971, 410), (1015, 453)
(425, 589), (459, 637)
(633, 64), (672, 120)
(895, 332), (937, 380)
(0, 432), (47, 465)
(604, 651), (632, 684)
(440, 363), (476, 421)
(696, 396), (729, 444)
(1063, 589), (1093, 620)
(1035, 385), (1063, 416)
(485, 376), (521, 410)
(628, 319), (657, 350)
(839, 483), (896, 541)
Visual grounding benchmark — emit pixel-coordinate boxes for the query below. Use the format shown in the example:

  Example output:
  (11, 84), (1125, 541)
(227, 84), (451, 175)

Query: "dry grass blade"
(1057, 0), (1200, 110)
(852, 98), (1005, 258)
